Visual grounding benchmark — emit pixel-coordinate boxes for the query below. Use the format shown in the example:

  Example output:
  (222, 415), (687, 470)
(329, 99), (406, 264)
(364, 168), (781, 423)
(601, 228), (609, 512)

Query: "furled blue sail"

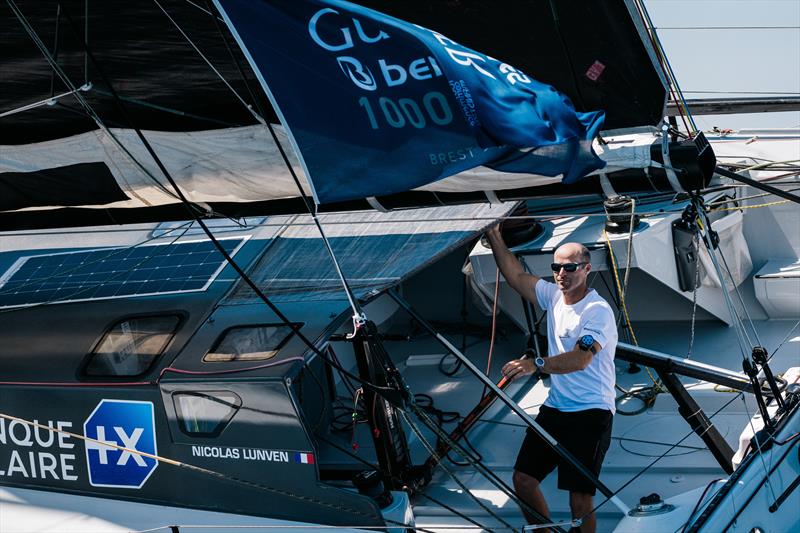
(213, 0), (605, 205)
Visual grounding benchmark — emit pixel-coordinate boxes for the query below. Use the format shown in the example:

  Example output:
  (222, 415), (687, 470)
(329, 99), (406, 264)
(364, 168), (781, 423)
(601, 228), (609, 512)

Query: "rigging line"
(260, 184), (361, 323)
(407, 402), (562, 532)
(139, 527), (522, 531)
(709, 186), (800, 205)
(49, 3), (61, 97)
(0, 413), (382, 521)
(205, 0), (269, 123)
(183, 0), (224, 19)
(83, 0), (88, 84)
(315, 435), (490, 533)
(686, 91), (800, 95)
(398, 408), (521, 533)
(710, 199), (790, 212)
(604, 229), (665, 392)
(738, 394), (779, 503)
(5, 0), (179, 202)
(714, 237), (762, 348)
(582, 390), (746, 521)
(481, 267), (501, 399)
(769, 319), (800, 363)
(55, 5), (394, 402)
(741, 159), (800, 172)
(546, 0), (588, 110)
(0, 83), (91, 118)
(388, 291), (625, 512)
(635, 0), (697, 132)
(151, 0), (264, 124)
(687, 233), (700, 358)
(91, 88), (238, 127)
(621, 197), (636, 303)
(693, 205), (751, 359)
(655, 26), (800, 30)
(205, 3), (362, 321)
(677, 478), (725, 533)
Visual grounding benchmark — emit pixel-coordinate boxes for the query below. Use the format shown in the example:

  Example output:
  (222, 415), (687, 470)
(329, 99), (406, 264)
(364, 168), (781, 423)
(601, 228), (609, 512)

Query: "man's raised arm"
(484, 225), (541, 304)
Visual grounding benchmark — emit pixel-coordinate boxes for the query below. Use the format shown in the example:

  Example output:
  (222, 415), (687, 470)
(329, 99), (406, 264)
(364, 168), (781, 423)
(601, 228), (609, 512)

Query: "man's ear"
(585, 263), (592, 274)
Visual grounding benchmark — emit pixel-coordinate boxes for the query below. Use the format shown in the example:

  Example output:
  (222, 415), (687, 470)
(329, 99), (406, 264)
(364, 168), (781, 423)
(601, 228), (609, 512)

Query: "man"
(484, 225), (617, 533)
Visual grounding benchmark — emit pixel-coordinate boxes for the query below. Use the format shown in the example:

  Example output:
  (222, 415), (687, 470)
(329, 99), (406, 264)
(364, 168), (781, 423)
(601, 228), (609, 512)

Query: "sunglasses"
(551, 262), (588, 273)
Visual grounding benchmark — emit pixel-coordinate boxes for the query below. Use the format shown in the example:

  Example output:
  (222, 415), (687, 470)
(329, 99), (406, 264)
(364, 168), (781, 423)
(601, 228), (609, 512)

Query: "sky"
(643, 0), (800, 131)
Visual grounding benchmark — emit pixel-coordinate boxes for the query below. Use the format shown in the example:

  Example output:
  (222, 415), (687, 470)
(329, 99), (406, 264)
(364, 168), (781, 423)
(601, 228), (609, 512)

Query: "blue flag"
(214, 0), (605, 204)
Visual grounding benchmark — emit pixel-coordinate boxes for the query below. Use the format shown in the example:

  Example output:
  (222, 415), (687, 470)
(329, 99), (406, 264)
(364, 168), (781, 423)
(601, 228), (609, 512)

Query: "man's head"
(552, 242), (591, 297)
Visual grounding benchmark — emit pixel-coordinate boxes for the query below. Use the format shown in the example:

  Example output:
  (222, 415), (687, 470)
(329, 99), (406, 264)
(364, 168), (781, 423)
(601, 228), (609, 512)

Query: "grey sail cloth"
(0, 125), (656, 213)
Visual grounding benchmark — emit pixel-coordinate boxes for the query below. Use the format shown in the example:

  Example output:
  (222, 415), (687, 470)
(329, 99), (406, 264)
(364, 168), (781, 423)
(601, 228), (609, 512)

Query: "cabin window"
(173, 391), (241, 437)
(203, 325), (295, 362)
(85, 315), (180, 376)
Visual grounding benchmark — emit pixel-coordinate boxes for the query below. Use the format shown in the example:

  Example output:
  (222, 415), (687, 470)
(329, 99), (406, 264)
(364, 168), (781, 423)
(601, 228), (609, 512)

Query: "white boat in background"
(1, 1), (798, 532)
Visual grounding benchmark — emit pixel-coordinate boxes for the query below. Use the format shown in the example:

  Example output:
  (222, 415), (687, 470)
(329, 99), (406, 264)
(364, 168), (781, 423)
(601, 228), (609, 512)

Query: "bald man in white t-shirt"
(485, 225), (617, 533)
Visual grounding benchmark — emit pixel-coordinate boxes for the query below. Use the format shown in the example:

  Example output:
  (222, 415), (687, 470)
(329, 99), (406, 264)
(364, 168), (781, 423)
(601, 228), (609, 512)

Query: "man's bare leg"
(569, 491), (595, 533)
(513, 470), (550, 530)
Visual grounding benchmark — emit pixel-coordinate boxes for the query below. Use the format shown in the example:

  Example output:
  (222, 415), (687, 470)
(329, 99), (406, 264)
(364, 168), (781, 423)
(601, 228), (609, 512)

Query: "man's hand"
(485, 223), (502, 242)
(502, 358), (537, 382)
(483, 223), (540, 304)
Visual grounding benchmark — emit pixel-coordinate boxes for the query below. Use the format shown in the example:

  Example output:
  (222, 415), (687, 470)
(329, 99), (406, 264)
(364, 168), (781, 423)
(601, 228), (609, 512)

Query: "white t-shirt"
(535, 279), (617, 413)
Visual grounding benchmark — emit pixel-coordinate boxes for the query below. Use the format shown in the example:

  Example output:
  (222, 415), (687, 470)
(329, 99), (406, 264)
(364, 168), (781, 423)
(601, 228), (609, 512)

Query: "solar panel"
(0, 237), (246, 309)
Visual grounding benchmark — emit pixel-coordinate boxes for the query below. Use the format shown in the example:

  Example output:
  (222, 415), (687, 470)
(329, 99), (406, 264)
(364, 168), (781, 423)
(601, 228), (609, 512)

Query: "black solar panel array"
(0, 238), (244, 308)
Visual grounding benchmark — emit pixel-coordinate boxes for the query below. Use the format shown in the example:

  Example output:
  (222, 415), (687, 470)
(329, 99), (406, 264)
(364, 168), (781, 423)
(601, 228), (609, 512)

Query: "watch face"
(579, 335), (595, 349)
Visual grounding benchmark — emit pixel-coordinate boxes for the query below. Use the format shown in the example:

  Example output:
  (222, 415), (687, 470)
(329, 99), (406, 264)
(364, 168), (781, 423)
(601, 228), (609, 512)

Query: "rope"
(603, 229), (666, 393)
(769, 319), (800, 364)
(5, 0), (180, 201)
(399, 408), (525, 532)
(632, 0), (697, 132)
(316, 430), (491, 532)
(693, 205), (751, 361)
(687, 232), (700, 358)
(0, 83), (91, 118)
(738, 394), (779, 504)
(406, 401), (567, 531)
(715, 238), (762, 348)
(710, 199), (790, 212)
(481, 268), (501, 399)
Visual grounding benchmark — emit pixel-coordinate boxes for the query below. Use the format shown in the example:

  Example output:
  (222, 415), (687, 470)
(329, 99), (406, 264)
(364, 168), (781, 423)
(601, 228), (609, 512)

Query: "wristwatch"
(534, 356), (547, 371)
(578, 334), (597, 354)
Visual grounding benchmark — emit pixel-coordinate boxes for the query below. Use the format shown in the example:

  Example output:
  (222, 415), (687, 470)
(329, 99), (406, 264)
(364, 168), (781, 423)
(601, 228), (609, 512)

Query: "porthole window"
(85, 315), (181, 376)
(173, 391), (241, 437)
(203, 324), (296, 362)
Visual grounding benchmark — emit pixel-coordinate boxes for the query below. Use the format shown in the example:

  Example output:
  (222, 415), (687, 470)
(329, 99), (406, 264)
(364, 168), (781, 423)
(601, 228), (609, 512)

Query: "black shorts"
(514, 405), (613, 495)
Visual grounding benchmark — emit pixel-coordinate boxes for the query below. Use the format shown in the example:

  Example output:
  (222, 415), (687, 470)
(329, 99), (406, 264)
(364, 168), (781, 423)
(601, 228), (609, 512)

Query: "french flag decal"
(294, 452), (315, 464)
